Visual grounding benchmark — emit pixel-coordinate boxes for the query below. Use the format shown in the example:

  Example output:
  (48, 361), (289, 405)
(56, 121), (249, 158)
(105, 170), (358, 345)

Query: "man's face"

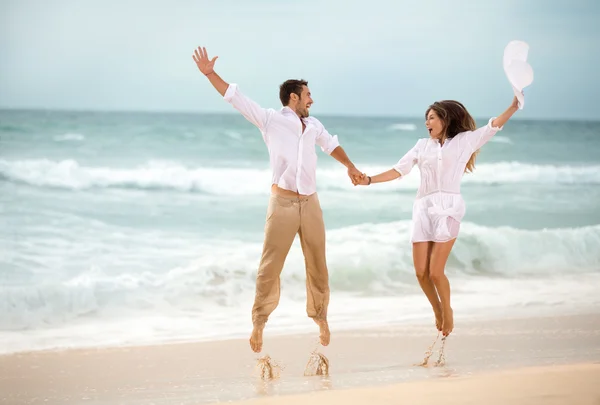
(297, 85), (313, 118)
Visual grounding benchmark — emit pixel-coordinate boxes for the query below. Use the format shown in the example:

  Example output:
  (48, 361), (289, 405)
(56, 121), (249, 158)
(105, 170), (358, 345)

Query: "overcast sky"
(1, 0), (598, 119)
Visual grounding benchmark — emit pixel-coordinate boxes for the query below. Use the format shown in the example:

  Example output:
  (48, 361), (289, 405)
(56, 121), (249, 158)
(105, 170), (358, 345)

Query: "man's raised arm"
(193, 46), (228, 96)
(192, 46), (271, 133)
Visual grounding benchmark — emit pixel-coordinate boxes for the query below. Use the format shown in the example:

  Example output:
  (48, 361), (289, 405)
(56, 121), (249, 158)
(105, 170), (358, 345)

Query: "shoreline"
(2, 312), (599, 404)
(2, 303), (599, 357)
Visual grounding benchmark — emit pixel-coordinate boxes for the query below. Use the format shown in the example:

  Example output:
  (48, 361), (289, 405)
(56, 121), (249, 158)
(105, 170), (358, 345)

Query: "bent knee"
(415, 266), (429, 281)
(429, 271), (445, 284)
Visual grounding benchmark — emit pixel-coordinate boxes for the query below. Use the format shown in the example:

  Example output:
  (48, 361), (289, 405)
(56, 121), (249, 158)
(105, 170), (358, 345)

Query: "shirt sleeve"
(223, 84), (272, 133)
(460, 117), (503, 151)
(315, 123), (340, 155)
(392, 139), (421, 176)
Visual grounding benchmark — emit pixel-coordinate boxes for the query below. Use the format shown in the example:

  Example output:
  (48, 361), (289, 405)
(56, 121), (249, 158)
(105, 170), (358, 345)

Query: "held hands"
(193, 46), (218, 76)
(356, 175), (370, 186)
(348, 166), (371, 186)
(347, 165), (365, 186)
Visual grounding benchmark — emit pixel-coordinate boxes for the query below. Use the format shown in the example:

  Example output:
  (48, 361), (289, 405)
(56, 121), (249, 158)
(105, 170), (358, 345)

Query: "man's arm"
(331, 146), (364, 184)
(193, 46), (271, 133)
(205, 72), (228, 97)
(315, 124), (364, 184)
(193, 47), (228, 96)
(330, 146), (356, 169)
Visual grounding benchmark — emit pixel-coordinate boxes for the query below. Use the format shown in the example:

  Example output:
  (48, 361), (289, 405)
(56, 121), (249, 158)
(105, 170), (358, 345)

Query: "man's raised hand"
(193, 46), (218, 75)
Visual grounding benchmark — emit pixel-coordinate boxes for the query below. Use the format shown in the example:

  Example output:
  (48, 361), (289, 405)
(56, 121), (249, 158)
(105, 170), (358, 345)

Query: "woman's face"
(425, 109), (444, 139)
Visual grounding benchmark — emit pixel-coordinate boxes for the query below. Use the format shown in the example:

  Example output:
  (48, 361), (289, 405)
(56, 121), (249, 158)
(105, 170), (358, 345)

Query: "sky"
(1, 0), (599, 120)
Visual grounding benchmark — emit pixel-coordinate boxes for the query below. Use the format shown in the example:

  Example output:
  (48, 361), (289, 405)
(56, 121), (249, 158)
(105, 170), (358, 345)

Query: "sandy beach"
(2, 312), (600, 405)
(235, 363), (600, 405)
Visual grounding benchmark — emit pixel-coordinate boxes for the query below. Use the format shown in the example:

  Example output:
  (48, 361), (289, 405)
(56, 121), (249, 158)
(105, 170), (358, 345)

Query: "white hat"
(503, 40), (534, 109)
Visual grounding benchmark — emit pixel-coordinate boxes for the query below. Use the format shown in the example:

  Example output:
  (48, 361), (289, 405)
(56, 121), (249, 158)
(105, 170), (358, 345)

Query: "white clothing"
(223, 84), (340, 195)
(503, 40), (534, 109)
(393, 118), (503, 242)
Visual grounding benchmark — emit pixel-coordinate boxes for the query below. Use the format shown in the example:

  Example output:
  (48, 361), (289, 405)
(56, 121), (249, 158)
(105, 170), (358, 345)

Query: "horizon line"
(0, 106), (598, 123)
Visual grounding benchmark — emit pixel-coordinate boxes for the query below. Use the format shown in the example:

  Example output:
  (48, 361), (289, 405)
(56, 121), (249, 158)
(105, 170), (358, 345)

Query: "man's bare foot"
(249, 323), (265, 353)
(314, 318), (330, 346)
(442, 307), (454, 336)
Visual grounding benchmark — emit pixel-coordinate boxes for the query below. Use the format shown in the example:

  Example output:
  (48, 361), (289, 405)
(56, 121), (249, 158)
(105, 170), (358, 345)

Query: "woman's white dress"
(393, 118), (502, 243)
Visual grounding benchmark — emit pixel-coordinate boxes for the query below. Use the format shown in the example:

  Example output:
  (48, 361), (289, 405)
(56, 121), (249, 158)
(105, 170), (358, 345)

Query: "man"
(192, 46), (363, 353)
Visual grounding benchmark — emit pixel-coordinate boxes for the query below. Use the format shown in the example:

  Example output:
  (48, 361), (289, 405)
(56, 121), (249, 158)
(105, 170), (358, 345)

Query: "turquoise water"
(1, 109), (599, 353)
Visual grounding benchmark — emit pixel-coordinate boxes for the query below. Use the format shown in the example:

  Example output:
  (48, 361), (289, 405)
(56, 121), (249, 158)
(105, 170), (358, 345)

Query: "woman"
(357, 96), (520, 336)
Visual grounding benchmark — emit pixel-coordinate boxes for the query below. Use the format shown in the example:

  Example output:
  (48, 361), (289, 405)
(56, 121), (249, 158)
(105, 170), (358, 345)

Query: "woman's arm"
(462, 96), (520, 151)
(492, 96), (519, 128)
(357, 169), (401, 185)
(356, 139), (422, 186)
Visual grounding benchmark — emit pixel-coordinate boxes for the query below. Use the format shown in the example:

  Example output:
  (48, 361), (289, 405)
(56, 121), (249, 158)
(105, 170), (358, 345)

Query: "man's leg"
(298, 194), (330, 346)
(250, 195), (300, 352)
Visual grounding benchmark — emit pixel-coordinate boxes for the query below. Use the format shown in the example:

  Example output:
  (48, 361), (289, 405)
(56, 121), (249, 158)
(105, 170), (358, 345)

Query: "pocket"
(266, 195), (292, 222)
(266, 197), (278, 222)
(265, 202), (276, 222)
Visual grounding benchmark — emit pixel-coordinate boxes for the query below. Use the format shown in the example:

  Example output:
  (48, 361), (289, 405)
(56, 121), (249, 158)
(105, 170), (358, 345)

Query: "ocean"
(1, 109), (599, 354)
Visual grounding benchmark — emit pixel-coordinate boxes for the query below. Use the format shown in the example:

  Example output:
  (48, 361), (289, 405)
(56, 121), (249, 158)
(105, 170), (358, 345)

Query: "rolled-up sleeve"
(315, 125), (340, 155)
(392, 139), (421, 177)
(462, 117), (503, 151)
(223, 84), (271, 133)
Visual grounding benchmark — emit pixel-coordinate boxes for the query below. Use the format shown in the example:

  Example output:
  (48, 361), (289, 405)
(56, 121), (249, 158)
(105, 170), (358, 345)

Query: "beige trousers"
(252, 193), (329, 326)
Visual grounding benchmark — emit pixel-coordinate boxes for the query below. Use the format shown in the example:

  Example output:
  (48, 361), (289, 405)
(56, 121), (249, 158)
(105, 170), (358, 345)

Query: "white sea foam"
(489, 135), (513, 144)
(2, 159), (599, 195)
(1, 221), (598, 333)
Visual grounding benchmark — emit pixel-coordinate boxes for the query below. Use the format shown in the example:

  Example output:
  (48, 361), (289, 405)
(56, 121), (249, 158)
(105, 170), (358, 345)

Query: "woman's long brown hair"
(426, 100), (478, 173)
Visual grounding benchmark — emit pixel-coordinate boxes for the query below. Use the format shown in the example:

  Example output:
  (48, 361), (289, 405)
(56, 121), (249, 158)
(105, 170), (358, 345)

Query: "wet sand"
(2, 313), (600, 404)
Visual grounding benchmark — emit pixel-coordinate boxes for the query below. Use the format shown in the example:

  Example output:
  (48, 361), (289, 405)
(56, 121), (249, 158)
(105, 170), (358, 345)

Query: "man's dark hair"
(279, 79), (308, 106)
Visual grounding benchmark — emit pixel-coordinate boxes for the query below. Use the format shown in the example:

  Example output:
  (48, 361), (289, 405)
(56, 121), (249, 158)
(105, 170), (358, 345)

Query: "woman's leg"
(429, 239), (457, 336)
(412, 241), (442, 331)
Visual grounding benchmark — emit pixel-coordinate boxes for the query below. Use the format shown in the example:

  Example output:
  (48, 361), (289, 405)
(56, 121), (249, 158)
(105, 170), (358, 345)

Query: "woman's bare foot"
(442, 307), (454, 336)
(434, 309), (443, 332)
(314, 318), (330, 346)
(249, 323), (265, 353)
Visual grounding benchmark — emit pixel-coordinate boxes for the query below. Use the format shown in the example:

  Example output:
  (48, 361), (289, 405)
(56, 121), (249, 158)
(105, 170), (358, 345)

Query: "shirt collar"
(281, 106), (297, 116)
(281, 106), (308, 123)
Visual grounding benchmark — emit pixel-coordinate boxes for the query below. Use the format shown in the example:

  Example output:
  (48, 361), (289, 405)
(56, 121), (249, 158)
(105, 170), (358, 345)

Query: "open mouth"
(428, 128), (432, 134)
